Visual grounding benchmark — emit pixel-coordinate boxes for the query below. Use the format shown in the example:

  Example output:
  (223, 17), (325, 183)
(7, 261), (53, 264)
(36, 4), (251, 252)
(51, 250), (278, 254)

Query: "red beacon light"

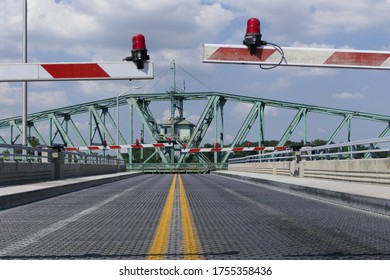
(123, 34), (150, 69)
(246, 18), (261, 34)
(243, 18), (267, 55)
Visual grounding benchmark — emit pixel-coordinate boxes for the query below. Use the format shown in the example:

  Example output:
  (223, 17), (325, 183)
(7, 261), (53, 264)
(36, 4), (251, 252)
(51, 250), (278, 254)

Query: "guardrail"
(0, 144), (126, 186)
(0, 144), (124, 165)
(229, 137), (390, 164)
(300, 137), (390, 160)
(228, 150), (295, 164)
(227, 137), (390, 184)
(127, 163), (212, 173)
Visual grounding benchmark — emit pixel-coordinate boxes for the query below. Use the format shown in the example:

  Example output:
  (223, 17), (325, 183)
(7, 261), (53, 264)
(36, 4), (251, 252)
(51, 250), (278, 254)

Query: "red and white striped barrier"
(0, 61), (153, 82)
(182, 146), (289, 153)
(203, 44), (390, 70)
(65, 144), (288, 153)
(65, 143), (172, 151)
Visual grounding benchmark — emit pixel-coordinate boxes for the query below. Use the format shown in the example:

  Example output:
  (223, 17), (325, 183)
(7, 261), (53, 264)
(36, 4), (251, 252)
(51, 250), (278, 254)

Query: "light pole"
(22, 0), (28, 156)
(116, 86), (141, 159)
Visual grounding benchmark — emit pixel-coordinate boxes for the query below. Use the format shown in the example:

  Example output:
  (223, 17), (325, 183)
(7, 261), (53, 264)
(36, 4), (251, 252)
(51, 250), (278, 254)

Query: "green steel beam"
(66, 116), (88, 148)
(364, 122), (390, 158)
(278, 108), (307, 146)
(128, 98), (161, 139)
(178, 95), (225, 164)
(128, 98), (169, 164)
(29, 123), (47, 146)
(258, 103), (265, 146)
(222, 102), (262, 163)
(89, 106), (115, 144)
(9, 120), (21, 145)
(0, 91), (389, 165)
(326, 114), (353, 145)
(49, 113), (74, 147)
(378, 122), (390, 138)
(1, 92), (390, 129)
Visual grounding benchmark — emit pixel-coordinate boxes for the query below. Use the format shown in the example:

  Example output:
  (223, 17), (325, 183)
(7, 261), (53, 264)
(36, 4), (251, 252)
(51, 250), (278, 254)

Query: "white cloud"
(264, 106), (279, 117)
(233, 103), (279, 118)
(332, 91), (365, 100)
(0, 83), (21, 106)
(271, 77), (291, 91)
(184, 112), (200, 125)
(218, 0), (390, 43)
(0, 83), (22, 119)
(29, 91), (68, 111)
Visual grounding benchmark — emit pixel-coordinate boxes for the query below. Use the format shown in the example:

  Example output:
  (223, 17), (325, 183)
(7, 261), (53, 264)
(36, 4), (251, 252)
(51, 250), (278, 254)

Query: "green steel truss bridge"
(1, 91), (389, 168)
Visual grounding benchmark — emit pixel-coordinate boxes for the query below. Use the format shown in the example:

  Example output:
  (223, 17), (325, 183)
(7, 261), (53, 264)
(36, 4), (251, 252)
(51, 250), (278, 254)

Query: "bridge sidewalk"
(0, 172), (142, 211)
(213, 171), (390, 216)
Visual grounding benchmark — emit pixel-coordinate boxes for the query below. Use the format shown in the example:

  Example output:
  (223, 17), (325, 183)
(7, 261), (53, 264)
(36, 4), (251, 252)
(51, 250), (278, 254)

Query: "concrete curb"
(213, 172), (390, 216)
(0, 172), (143, 211)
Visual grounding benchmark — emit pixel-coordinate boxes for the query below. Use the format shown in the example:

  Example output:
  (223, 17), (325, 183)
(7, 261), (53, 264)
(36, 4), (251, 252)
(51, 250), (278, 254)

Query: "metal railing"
(0, 144), (124, 165)
(127, 163), (212, 173)
(0, 144), (52, 162)
(229, 150), (295, 164)
(300, 137), (390, 160)
(229, 137), (390, 164)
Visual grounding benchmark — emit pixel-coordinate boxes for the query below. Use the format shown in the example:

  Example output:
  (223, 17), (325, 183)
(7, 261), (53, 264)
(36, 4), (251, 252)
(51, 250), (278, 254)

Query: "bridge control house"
(159, 117), (195, 143)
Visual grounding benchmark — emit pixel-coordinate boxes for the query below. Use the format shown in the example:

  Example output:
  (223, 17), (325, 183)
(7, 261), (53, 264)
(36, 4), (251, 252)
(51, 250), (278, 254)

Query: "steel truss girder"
(49, 113), (75, 147)
(222, 102), (263, 164)
(29, 122), (47, 146)
(178, 95), (226, 164)
(1, 91), (389, 164)
(128, 98), (169, 164)
(1, 92), (389, 128)
(364, 122), (390, 158)
(326, 114), (353, 145)
(9, 120), (29, 146)
(89, 106), (115, 145)
(128, 98), (160, 139)
(278, 108), (308, 146)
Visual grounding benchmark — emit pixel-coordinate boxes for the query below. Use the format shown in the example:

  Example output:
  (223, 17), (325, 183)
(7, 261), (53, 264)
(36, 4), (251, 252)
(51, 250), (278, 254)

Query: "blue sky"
(0, 0), (389, 144)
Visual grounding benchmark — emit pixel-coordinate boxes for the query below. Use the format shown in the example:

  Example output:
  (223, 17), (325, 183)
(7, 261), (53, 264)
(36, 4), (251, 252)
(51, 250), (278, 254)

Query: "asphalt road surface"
(0, 174), (389, 260)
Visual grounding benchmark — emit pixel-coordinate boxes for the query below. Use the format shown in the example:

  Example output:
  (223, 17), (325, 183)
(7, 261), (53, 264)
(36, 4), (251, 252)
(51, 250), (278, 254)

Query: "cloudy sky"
(1, 0), (390, 144)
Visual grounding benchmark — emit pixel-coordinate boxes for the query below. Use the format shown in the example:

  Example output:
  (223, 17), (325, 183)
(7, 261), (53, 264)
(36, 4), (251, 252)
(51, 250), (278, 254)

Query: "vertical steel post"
(141, 123), (144, 161)
(214, 98), (218, 165)
(220, 103), (224, 148)
(258, 102), (265, 159)
(129, 103), (133, 165)
(22, 0), (28, 151)
(170, 60), (176, 164)
(304, 108), (308, 145)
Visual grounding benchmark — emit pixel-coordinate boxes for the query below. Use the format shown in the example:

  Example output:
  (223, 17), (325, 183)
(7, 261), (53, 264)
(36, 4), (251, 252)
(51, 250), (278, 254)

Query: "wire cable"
(177, 64), (214, 91)
(259, 42), (287, 70)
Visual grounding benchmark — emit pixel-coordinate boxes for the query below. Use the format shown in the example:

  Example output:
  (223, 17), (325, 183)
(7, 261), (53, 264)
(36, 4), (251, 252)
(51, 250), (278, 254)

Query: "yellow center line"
(178, 174), (203, 260)
(147, 174), (177, 260)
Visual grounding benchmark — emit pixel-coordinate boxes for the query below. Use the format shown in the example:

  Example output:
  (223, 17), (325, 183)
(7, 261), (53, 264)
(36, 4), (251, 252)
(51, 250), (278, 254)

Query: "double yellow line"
(147, 174), (202, 260)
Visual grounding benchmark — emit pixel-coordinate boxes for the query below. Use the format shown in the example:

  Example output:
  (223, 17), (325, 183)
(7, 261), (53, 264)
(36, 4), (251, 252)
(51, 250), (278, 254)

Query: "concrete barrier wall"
(62, 164), (126, 178)
(228, 162), (291, 176)
(299, 158), (390, 184)
(228, 158), (390, 184)
(0, 162), (126, 187)
(0, 162), (55, 186)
